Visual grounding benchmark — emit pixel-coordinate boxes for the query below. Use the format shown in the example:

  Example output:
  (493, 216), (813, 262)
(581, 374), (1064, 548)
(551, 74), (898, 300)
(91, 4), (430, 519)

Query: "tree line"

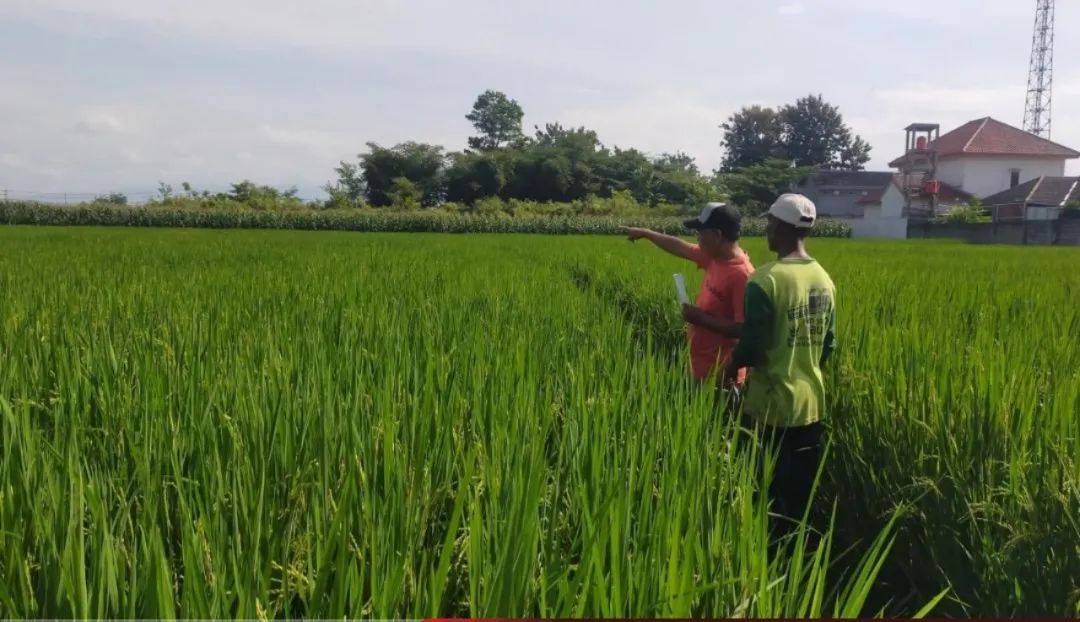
(323, 90), (873, 215)
(71, 91), (870, 214)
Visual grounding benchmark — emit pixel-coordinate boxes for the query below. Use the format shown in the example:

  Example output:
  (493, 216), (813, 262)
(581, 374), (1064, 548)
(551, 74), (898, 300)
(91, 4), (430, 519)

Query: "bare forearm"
(643, 230), (695, 260)
(688, 313), (741, 339)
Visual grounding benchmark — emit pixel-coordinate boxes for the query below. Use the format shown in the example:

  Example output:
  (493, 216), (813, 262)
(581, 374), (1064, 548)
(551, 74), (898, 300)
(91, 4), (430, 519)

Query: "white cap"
(768, 193), (817, 228)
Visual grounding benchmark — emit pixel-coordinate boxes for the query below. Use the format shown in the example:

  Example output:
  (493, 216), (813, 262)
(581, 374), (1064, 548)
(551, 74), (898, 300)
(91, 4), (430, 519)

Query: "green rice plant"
(1, 227), (1072, 618)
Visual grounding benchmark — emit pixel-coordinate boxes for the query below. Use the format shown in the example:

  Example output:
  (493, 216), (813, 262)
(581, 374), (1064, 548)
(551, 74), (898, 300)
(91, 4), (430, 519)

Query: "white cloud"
(1, 0), (1078, 193)
(777, 3), (806, 17)
(72, 108), (131, 135)
(0, 0), (567, 72)
(872, 85), (1017, 112)
(553, 89), (730, 171)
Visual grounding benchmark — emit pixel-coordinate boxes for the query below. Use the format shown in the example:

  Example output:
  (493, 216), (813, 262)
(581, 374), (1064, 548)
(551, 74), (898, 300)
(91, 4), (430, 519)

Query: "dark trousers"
(740, 416), (825, 540)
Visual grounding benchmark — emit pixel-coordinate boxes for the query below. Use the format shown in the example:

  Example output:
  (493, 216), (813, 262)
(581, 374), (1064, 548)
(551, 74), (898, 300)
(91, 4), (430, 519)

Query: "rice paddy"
(0, 227), (1076, 617)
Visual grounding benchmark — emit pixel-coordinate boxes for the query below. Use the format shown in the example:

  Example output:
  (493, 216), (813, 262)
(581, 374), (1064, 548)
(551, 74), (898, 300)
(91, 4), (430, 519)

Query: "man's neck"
(775, 240), (809, 260)
(713, 243), (742, 262)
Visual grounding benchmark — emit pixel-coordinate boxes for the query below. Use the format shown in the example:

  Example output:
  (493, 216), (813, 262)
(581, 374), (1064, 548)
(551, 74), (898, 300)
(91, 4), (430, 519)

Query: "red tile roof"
(856, 188), (885, 205)
(889, 117), (1079, 166)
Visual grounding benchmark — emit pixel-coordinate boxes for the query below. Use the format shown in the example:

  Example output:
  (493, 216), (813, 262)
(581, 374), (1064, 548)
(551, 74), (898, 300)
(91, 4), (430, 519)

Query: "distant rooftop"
(983, 176), (1080, 207)
(889, 117), (1080, 167)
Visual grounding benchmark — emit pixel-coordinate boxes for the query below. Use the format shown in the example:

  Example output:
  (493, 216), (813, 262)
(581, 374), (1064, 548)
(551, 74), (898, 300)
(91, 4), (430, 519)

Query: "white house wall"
(853, 187), (909, 239)
(880, 185), (906, 218)
(947, 157), (1066, 198)
(935, 159), (965, 190)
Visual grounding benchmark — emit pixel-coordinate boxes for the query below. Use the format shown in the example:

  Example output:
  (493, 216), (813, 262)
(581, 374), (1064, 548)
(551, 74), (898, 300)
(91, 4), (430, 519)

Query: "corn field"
(0, 227), (1076, 618)
(0, 201), (854, 238)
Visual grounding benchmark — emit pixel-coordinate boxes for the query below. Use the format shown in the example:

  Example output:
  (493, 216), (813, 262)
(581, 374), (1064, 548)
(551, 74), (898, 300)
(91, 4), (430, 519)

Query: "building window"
(1010, 169), (1021, 188)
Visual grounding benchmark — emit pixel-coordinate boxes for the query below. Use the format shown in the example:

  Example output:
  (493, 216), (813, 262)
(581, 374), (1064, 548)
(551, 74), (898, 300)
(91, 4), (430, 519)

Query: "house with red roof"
(886, 117), (1079, 199)
(851, 117), (1078, 238)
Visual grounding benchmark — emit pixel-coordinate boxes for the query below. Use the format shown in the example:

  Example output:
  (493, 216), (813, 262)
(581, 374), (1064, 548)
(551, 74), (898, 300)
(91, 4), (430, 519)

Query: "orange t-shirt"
(687, 247), (753, 383)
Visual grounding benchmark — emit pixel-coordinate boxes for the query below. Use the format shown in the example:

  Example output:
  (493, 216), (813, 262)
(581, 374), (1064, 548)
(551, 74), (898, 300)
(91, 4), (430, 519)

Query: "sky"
(1, 0), (1078, 201)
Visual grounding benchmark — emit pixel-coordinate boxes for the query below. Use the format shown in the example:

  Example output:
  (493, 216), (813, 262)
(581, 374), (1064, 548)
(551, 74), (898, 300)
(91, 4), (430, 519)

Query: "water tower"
(898, 123), (940, 218)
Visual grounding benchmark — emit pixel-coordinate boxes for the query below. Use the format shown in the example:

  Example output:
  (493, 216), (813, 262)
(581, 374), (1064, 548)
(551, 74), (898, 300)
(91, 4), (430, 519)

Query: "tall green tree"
(503, 123), (603, 201)
(444, 151), (506, 204)
(466, 90), (525, 151)
(654, 152), (700, 176)
(719, 105), (784, 171)
(593, 147), (654, 203)
(780, 94), (871, 170)
(652, 152), (714, 206)
(719, 96), (871, 172)
(719, 159), (817, 215)
(358, 142), (445, 207)
(322, 161), (366, 206)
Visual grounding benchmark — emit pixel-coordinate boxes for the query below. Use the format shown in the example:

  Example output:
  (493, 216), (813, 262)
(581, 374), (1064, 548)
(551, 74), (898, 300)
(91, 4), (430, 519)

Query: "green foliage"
(650, 151), (716, 207)
(388, 177), (423, 211)
(939, 199), (991, 224)
(780, 94), (871, 171)
(720, 105), (784, 171)
(322, 161), (366, 207)
(323, 92), (725, 211)
(359, 141), (445, 207)
(444, 151), (506, 204)
(0, 200), (854, 237)
(719, 95), (870, 172)
(504, 123), (603, 202)
(3, 230), (1076, 617)
(719, 159), (818, 215)
(441, 134), (715, 208)
(93, 192), (128, 206)
(466, 89), (525, 151)
(226, 180), (301, 210)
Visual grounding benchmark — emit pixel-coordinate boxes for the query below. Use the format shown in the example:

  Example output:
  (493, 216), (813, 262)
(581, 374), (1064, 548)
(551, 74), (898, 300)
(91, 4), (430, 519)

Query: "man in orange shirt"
(621, 203), (754, 385)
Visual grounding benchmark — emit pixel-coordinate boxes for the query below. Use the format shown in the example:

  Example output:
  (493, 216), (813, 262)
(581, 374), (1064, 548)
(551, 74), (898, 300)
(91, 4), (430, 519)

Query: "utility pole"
(1023, 0), (1055, 137)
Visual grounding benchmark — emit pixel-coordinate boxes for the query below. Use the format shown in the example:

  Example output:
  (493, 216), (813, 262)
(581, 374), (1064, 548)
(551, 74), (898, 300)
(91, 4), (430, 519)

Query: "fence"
(907, 214), (1080, 246)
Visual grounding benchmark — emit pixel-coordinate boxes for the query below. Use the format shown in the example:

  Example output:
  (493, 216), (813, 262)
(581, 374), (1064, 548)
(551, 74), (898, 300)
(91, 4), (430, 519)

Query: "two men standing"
(621, 193), (836, 538)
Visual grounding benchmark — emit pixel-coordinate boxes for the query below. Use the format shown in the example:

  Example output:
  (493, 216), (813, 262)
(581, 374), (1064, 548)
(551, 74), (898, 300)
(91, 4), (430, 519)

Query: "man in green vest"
(725, 193), (837, 539)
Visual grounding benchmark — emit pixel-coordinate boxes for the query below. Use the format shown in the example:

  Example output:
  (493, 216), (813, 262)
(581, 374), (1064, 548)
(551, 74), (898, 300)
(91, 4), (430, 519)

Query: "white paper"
(673, 273), (690, 305)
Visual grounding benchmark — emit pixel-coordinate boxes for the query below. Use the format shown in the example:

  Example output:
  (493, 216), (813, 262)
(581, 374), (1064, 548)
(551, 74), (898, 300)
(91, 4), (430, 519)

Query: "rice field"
(0, 226), (1076, 618)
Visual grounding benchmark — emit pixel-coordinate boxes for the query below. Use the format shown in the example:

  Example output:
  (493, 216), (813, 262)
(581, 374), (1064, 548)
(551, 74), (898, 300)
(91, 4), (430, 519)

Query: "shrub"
(93, 192), (128, 206)
(389, 177), (423, 211)
(940, 203), (991, 224)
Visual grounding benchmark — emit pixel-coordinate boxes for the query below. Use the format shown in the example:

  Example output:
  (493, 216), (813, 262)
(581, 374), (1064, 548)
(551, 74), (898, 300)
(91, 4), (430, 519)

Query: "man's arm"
(725, 280), (773, 382)
(619, 227), (704, 264)
(820, 306), (837, 366)
(682, 304), (741, 338)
